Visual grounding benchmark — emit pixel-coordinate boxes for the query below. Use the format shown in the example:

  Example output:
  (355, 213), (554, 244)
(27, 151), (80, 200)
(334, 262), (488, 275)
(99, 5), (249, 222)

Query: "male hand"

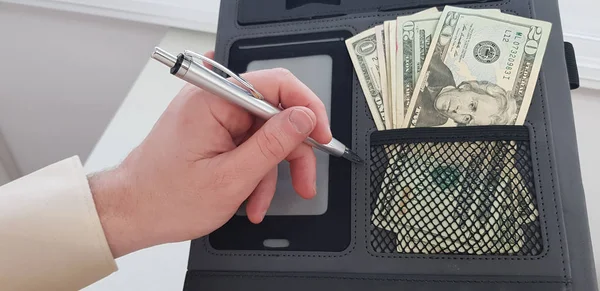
(89, 53), (332, 258)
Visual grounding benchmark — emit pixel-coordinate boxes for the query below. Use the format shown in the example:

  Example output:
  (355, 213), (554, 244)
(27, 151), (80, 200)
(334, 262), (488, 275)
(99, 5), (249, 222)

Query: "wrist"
(88, 166), (145, 258)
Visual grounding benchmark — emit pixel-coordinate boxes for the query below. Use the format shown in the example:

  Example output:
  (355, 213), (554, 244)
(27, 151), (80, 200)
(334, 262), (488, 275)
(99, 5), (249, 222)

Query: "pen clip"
(183, 50), (265, 101)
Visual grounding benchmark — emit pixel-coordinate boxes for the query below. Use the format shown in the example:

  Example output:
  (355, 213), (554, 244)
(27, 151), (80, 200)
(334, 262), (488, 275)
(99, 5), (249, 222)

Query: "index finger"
(238, 68), (333, 144)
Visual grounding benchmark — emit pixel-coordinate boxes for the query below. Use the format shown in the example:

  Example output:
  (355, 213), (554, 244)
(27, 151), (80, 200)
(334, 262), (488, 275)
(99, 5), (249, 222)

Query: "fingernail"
(289, 109), (314, 134)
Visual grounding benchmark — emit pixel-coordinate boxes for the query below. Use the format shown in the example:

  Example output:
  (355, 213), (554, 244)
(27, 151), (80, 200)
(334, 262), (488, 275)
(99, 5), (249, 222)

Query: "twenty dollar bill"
(403, 6), (552, 128)
(396, 11), (442, 127)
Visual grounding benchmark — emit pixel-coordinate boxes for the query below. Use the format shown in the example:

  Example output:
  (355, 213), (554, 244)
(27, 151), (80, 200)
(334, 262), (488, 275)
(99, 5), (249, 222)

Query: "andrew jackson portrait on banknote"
(410, 47), (519, 127)
(404, 7), (551, 128)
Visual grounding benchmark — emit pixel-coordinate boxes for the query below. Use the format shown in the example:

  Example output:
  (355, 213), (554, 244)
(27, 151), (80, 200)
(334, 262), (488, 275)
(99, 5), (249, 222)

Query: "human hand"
(89, 52), (332, 258)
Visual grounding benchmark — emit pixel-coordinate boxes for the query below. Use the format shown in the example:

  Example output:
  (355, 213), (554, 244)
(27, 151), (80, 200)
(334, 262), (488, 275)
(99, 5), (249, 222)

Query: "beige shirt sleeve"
(0, 156), (118, 291)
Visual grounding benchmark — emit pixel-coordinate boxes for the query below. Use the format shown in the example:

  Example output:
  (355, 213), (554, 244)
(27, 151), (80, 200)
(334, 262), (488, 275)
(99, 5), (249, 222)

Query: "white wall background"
(0, 159), (10, 185)
(571, 88), (600, 274)
(558, 0), (600, 90)
(0, 3), (167, 177)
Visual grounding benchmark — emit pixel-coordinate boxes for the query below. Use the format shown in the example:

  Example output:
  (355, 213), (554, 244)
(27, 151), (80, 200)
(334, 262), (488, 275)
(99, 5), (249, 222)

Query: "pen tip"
(342, 149), (364, 164)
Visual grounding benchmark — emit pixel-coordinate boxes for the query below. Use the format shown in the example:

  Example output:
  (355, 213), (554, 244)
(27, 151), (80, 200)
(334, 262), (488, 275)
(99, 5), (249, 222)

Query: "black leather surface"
(237, 0), (504, 25)
(184, 0), (597, 290)
(564, 42), (580, 90)
(184, 271), (567, 291)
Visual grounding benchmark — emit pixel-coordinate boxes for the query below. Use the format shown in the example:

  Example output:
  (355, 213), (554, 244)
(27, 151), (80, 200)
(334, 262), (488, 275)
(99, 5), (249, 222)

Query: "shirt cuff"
(0, 156), (118, 290)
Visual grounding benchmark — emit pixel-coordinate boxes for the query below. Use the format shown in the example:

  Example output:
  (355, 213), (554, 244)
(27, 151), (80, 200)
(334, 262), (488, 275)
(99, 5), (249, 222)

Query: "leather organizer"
(183, 0), (597, 290)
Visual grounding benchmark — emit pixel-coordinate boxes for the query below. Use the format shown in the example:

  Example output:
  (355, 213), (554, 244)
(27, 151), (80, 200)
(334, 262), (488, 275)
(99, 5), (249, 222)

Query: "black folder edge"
(183, 1), (598, 290)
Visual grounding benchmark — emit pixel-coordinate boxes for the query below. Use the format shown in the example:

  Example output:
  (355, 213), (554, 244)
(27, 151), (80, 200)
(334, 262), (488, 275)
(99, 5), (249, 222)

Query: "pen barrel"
(180, 59), (346, 157)
(182, 59), (280, 119)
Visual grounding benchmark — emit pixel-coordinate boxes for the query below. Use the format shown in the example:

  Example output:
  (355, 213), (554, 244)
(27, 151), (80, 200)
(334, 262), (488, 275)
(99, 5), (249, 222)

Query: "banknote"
(390, 7), (440, 127)
(375, 26), (392, 129)
(391, 7), (490, 128)
(403, 6), (552, 128)
(384, 20), (394, 125)
(416, 7), (440, 14)
(344, 7), (441, 130)
(372, 141), (539, 254)
(396, 11), (442, 128)
(395, 143), (538, 255)
(346, 27), (387, 130)
(388, 21), (399, 128)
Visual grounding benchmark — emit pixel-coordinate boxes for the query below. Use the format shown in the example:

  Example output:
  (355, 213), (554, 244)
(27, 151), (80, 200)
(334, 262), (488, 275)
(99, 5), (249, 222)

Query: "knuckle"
(310, 101), (326, 117)
(275, 68), (300, 85)
(275, 67), (293, 78)
(256, 127), (287, 161)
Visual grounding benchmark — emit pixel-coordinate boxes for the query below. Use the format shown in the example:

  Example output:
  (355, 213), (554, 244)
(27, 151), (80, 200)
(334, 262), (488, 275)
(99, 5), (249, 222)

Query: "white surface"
(571, 88), (600, 283)
(0, 3), (166, 176)
(0, 0), (220, 33)
(83, 28), (216, 291)
(558, 0), (600, 90)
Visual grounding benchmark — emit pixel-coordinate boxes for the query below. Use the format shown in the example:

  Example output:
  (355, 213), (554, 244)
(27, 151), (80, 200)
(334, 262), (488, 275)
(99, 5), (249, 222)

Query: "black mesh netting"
(369, 138), (542, 256)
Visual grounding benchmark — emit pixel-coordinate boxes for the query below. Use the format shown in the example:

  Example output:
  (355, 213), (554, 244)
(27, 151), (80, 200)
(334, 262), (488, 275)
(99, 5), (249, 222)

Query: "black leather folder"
(183, 1), (596, 290)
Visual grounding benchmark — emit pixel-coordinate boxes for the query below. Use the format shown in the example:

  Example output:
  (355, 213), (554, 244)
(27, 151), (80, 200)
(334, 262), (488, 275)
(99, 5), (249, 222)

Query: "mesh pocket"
(369, 129), (542, 256)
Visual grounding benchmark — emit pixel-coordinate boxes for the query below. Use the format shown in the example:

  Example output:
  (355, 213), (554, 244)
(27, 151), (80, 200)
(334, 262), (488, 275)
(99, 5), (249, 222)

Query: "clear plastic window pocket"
(368, 126), (543, 256)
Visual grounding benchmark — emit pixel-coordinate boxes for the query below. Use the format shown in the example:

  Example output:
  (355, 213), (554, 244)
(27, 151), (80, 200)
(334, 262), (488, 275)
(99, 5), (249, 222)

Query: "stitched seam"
(534, 77), (567, 279)
(524, 118), (552, 261)
(189, 272), (570, 284)
(223, 24), (359, 66)
(521, 0), (566, 280)
(373, 133), (529, 144)
(370, 126), (529, 144)
(233, 0), (512, 28)
(351, 67), (361, 256)
(378, 0), (509, 11)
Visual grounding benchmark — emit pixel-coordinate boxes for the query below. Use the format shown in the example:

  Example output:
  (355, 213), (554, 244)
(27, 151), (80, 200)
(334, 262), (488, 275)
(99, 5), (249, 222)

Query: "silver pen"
(151, 47), (363, 164)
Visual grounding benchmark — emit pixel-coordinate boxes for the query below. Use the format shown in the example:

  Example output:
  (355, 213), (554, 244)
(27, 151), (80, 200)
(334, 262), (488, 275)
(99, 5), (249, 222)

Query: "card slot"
(367, 126), (543, 256)
(208, 31), (354, 252)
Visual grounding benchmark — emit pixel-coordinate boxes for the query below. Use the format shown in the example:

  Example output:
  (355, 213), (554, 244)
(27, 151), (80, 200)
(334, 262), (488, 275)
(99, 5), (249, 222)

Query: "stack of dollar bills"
(346, 5), (551, 130)
(347, 6), (551, 254)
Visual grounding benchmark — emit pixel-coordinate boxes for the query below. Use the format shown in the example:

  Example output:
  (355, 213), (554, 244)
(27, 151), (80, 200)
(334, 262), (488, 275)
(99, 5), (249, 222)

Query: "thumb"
(222, 106), (316, 183)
